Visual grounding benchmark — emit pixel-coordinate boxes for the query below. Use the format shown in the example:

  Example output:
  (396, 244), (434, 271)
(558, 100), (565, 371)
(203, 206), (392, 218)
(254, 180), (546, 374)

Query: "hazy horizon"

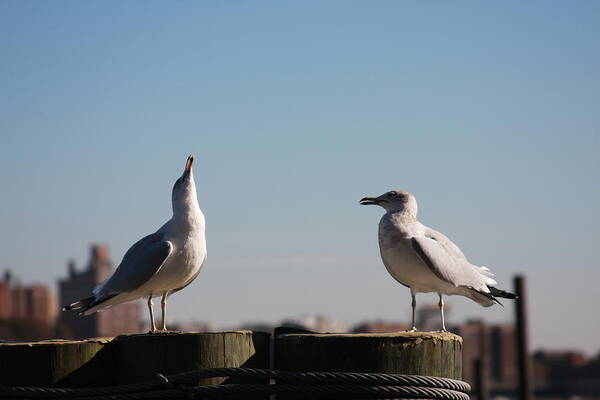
(1, 2), (599, 355)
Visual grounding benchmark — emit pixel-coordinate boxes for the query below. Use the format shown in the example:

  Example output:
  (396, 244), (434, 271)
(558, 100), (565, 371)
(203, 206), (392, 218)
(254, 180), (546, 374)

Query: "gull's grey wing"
(421, 225), (468, 261)
(410, 236), (495, 292)
(95, 233), (172, 296)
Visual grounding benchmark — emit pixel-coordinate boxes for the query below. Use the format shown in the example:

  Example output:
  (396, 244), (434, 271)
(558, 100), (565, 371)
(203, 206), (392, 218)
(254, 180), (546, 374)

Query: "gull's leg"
(438, 293), (447, 332)
(147, 296), (156, 333)
(160, 292), (169, 331)
(408, 290), (417, 332)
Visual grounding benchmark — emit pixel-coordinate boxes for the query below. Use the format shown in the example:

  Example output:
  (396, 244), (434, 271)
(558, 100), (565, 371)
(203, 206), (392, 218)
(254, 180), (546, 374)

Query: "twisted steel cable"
(0, 367), (471, 399)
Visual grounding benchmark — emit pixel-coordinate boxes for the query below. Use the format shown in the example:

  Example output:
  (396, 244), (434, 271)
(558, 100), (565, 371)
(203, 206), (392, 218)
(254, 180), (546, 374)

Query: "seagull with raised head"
(360, 190), (515, 332)
(64, 155), (207, 333)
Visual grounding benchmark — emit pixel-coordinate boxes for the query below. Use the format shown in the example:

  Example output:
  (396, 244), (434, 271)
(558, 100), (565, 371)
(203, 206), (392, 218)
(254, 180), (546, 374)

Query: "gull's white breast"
(378, 214), (455, 294)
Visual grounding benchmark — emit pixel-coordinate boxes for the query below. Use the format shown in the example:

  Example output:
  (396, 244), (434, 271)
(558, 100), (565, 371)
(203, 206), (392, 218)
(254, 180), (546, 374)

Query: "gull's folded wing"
(422, 226), (468, 261)
(410, 236), (495, 292)
(95, 233), (173, 296)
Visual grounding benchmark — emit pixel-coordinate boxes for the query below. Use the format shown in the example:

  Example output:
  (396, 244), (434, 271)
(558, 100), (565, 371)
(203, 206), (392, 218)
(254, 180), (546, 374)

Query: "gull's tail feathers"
(465, 288), (499, 307)
(476, 266), (497, 286)
(62, 294), (119, 316)
(479, 266), (495, 278)
(465, 286), (517, 308)
(62, 297), (95, 312)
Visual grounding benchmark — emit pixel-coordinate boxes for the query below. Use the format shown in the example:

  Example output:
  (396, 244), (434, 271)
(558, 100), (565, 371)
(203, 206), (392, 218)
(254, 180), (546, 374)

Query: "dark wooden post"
(514, 275), (533, 400)
(0, 331), (270, 388)
(0, 338), (113, 387)
(275, 331), (462, 399)
(115, 330), (270, 385)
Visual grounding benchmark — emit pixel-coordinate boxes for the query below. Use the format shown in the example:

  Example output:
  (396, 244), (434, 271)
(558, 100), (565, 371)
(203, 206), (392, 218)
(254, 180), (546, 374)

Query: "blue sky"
(1, 2), (599, 353)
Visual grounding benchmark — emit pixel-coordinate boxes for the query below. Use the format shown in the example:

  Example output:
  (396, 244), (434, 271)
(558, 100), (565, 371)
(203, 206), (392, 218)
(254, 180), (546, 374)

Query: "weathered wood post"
(0, 331), (270, 389)
(115, 330), (270, 385)
(0, 338), (113, 387)
(275, 331), (463, 399)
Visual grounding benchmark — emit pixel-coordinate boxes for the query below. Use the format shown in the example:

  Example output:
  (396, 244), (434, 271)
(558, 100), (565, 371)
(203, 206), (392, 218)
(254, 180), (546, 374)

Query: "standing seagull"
(360, 190), (515, 332)
(64, 155), (207, 332)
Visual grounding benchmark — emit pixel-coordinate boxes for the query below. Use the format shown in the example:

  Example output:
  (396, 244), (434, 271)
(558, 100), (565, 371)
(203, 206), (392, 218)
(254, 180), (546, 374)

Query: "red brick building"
(0, 271), (57, 327)
(0, 278), (12, 319)
(58, 244), (142, 339)
(27, 284), (58, 325)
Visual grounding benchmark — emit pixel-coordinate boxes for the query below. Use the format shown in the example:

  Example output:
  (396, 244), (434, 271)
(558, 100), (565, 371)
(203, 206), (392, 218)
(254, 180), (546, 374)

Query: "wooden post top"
(0, 338), (112, 346)
(0, 330), (266, 346)
(276, 331), (461, 341)
(114, 329), (262, 338)
(0, 330), (271, 387)
(275, 330), (463, 380)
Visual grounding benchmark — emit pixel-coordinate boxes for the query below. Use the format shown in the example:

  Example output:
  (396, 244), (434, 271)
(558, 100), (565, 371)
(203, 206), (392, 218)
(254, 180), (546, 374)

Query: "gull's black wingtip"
(489, 287), (518, 300)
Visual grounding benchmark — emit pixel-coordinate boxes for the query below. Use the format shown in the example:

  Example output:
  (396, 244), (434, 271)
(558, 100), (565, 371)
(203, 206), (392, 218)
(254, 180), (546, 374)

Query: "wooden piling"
(114, 330), (270, 385)
(275, 331), (462, 399)
(0, 338), (113, 387)
(0, 331), (270, 388)
(276, 331), (462, 377)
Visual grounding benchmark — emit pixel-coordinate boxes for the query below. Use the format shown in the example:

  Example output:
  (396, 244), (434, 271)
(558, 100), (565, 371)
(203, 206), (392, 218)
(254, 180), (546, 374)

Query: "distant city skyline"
(1, 2), (599, 354)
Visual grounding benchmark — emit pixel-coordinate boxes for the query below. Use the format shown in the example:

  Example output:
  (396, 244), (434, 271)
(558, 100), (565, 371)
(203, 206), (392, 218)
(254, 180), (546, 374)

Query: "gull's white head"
(172, 154), (199, 215)
(360, 190), (418, 217)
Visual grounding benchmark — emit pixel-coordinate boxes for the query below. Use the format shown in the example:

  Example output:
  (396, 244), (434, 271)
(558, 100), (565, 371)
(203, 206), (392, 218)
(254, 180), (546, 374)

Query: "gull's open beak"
(184, 154), (194, 174)
(360, 197), (379, 205)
